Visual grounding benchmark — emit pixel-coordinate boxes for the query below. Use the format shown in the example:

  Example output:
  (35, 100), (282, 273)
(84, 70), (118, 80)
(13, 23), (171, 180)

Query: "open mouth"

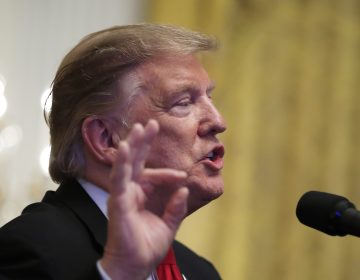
(205, 145), (225, 162)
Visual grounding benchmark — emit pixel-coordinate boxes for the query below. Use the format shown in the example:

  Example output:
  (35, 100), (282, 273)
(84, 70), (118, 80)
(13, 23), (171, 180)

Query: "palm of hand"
(102, 120), (188, 280)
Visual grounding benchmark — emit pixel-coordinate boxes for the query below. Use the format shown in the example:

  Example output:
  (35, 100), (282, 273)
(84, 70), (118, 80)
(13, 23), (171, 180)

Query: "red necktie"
(156, 247), (183, 280)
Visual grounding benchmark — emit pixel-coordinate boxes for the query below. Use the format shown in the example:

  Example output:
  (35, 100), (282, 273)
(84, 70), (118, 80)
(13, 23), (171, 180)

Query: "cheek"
(146, 141), (174, 168)
(145, 130), (193, 169)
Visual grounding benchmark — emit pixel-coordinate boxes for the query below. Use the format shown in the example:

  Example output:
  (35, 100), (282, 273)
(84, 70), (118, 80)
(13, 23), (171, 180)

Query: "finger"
(142, 119), (159, 143)
(123, 123), (145, 179)
(109, 141), (132, 197)
(141, 168), (186, 203)
(126, 123), (144, 160)
(127, 120), (158, 153)
(162, 187), (189, 232)
(130, 120), (159, 180)
(142, 168), (187, 187)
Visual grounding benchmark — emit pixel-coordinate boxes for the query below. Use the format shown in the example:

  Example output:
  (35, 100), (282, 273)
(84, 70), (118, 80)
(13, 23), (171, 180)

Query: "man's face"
(120, 54), (226, 213)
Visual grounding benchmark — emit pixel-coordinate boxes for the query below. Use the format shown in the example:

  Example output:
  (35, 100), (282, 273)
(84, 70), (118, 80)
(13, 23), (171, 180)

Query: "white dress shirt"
(77, 178), (157, 280)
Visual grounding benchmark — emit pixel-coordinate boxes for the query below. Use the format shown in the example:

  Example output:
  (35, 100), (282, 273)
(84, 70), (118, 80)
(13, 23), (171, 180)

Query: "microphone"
(296, 191), (360, 237)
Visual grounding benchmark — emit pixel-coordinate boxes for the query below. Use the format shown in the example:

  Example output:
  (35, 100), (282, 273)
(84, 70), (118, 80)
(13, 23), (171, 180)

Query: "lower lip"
(201, 157), (224, 171)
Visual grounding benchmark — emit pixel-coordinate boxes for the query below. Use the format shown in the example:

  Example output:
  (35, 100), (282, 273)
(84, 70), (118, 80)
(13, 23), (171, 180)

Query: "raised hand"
(100, 119), (189, 280)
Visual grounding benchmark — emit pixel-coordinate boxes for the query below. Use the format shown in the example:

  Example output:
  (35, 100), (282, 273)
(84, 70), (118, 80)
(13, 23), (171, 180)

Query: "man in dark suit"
(0, 23), (226, 279)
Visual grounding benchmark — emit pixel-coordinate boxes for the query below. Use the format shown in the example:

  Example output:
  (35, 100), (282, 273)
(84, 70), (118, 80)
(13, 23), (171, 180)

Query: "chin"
(205, 176), (224, 197)
(186, 180), (224, 215)
(205, 185), (224, 204)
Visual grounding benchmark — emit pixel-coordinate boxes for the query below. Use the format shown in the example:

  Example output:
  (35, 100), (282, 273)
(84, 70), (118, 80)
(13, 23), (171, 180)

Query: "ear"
(81, 116), (119, 165)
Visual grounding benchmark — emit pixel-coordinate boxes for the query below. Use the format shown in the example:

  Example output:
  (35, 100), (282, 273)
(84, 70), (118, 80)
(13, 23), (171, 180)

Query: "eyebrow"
(167, 80), (216, 96)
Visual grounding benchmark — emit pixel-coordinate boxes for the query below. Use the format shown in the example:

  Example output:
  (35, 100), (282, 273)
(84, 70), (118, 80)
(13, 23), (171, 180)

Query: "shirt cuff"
(96, 260), (155, 280)
(96, 260), (112, 280)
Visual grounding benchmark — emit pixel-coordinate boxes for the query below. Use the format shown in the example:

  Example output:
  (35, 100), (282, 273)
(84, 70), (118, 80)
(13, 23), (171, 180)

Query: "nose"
(197, 100), (227, 137)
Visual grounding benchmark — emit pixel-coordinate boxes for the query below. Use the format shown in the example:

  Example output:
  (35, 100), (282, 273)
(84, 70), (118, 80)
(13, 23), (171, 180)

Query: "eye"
(174, 97), (192, 107)
(168, 96), (193, 116)
(173, 97), (192, 107)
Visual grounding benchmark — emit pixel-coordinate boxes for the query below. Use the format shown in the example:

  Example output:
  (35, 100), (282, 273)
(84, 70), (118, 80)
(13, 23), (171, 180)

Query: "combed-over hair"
(46, 23), (218, 183)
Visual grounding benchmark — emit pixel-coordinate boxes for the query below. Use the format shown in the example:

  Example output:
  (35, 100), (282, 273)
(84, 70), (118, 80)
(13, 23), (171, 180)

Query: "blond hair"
(46, 23), (217, 183)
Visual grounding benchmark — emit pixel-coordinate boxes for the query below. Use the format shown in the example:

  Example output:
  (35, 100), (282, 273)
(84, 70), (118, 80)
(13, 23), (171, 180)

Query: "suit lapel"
(53, 179), (108, 249)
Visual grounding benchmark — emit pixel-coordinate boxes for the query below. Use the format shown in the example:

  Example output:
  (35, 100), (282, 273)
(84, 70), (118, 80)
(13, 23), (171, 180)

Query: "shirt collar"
(77, 178), (109, 218)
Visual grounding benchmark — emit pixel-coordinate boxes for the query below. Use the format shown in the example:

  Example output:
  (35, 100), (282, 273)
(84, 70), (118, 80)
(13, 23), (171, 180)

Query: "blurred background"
(1, 0), (360, 279)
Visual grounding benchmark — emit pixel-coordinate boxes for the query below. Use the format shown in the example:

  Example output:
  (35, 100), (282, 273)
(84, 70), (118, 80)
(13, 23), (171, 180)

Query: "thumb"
(162, 187), (189, 233)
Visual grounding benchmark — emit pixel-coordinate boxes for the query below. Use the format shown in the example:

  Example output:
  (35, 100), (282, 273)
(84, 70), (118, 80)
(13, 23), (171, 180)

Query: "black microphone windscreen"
(296, 191), (349, 236)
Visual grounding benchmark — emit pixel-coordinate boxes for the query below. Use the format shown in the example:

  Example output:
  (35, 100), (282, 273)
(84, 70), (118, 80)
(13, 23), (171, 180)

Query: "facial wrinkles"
(129, 64), (168, 115)
(127, 56), (220, 170)
(149, 109), (204, 173)
(142, 56), (210, 96)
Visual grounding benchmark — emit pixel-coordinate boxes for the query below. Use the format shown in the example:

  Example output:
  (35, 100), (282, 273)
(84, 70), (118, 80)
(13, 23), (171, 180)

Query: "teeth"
(207, 151), (214, 158)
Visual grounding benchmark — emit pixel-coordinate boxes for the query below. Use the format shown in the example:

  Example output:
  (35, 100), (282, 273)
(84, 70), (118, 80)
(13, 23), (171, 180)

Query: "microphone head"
(296, 191), (352, 236)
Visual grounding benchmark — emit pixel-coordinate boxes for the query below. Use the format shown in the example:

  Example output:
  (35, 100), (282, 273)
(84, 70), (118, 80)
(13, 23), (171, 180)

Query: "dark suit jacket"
(0, 179), (221, 280)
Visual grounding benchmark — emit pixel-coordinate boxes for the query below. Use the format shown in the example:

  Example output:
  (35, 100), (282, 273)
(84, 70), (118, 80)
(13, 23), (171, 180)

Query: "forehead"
(134, 54), (213, 92)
